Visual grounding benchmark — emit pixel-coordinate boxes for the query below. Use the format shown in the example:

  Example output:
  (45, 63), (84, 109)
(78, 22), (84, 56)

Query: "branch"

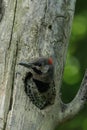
(60, 69), (87, 122)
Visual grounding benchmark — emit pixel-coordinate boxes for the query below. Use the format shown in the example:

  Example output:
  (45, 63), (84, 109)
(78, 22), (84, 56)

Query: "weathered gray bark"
(0, 0), (87, 130)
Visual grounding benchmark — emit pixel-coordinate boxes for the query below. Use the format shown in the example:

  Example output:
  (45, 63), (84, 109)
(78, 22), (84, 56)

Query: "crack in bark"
(3, 1), (18, 130)
(4, 0), (17, 78)
(4, 41), (19, 130)
(9, 41), (19, 111)
(8, 0), (17, 49)
(3, 122), (6, 130)
(0, 0), (5, 22)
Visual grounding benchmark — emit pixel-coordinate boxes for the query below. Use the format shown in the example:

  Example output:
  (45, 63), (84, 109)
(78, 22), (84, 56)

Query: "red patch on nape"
(48, 57), (53, 65)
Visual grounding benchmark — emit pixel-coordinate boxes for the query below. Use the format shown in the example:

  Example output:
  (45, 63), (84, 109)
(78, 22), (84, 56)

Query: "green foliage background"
(57, 1), (87, 130)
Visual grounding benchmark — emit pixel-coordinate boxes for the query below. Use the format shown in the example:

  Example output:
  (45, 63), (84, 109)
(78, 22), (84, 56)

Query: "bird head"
(19, 57), (54, 83)
(19, 57), (54, 74)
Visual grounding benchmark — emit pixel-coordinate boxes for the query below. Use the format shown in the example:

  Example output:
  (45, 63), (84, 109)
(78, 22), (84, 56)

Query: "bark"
(0, 0), (87, 130)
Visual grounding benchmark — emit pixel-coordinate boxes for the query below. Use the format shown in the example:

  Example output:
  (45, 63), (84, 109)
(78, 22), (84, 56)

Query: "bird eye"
(33, 62), (42, 66)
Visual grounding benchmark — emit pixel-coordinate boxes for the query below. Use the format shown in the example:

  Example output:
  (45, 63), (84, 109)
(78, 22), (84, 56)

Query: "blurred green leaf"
(63, 55), (81, 85)
(82, 119), (87, 130)
(72, 15), (87, 36)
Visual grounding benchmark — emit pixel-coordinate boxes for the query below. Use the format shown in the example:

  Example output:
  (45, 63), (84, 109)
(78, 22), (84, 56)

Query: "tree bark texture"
(0, 0), (87, 130)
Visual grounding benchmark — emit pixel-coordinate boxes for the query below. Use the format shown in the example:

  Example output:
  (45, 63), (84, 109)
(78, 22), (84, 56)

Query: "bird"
(19, 57), (54, 82)
(19, 57), (56, 109)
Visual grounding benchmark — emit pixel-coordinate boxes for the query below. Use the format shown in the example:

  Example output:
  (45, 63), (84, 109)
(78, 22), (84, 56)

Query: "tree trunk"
(0, 0), (87, 130)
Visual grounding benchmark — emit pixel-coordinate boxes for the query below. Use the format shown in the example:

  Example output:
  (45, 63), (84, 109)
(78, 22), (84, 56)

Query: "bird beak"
(19, 61), (32, 68)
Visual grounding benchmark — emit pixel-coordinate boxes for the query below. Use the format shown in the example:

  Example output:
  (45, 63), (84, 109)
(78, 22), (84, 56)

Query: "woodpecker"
(19, 57), (54, 83)
(19, 57), (56, 109)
